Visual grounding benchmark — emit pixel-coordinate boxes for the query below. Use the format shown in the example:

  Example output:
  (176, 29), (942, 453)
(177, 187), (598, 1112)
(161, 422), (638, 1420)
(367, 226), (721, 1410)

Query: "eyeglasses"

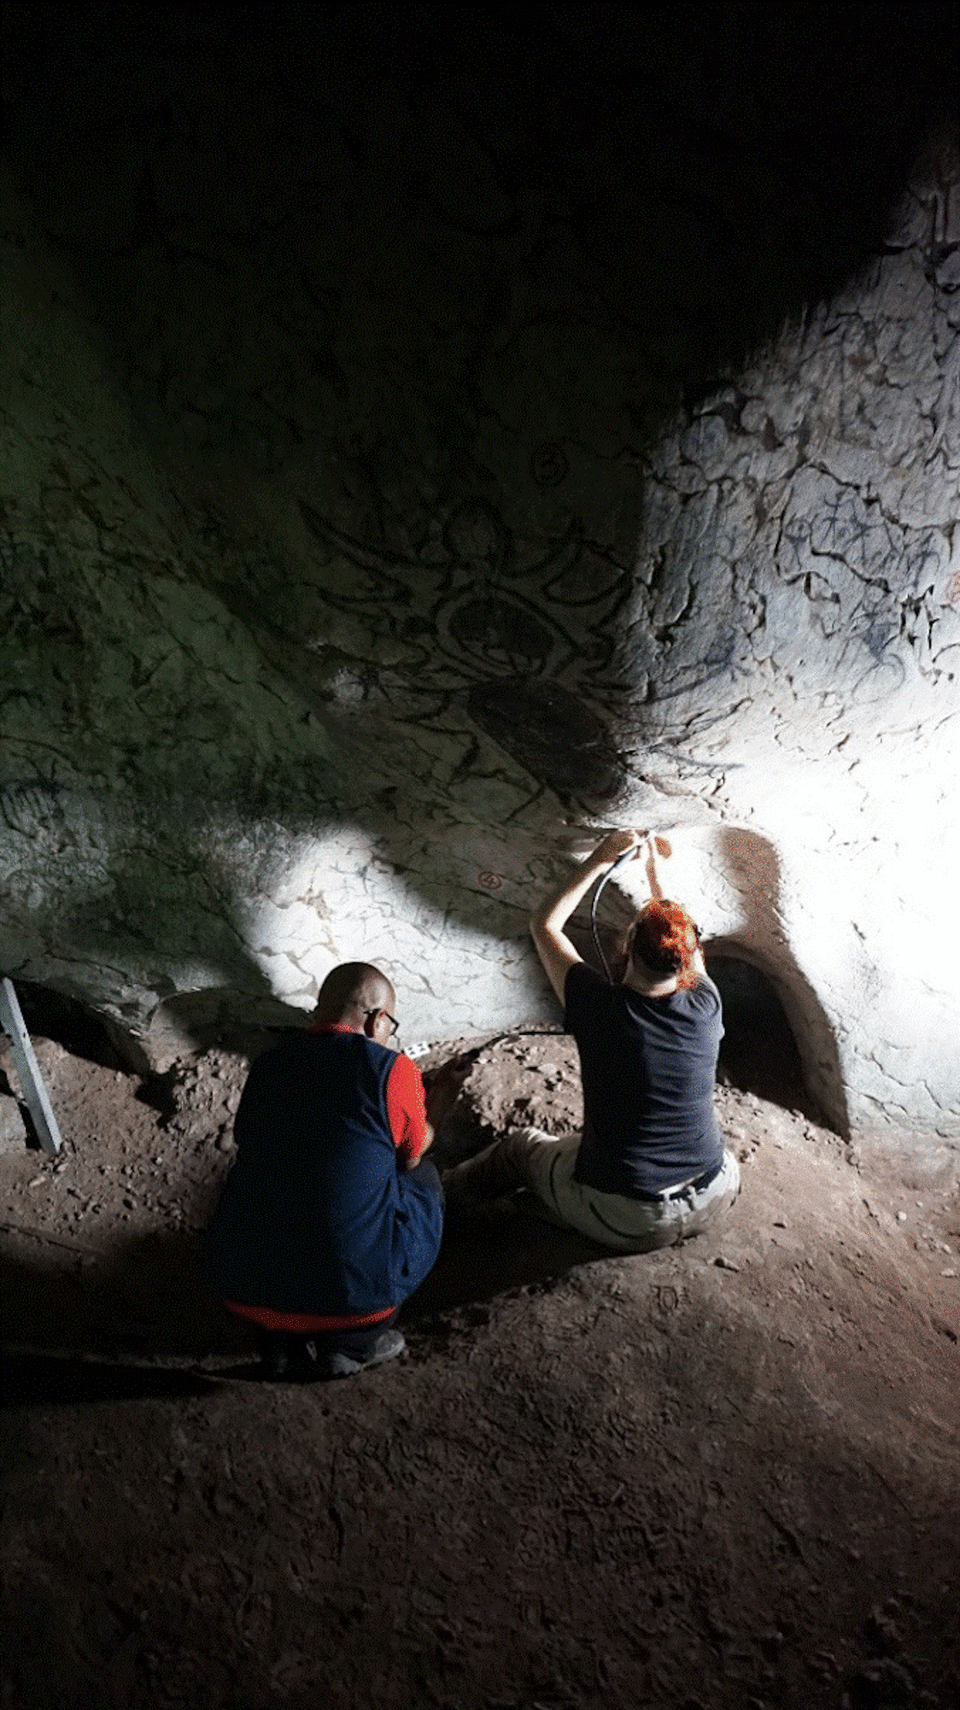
(365, 1009), (399, 1037)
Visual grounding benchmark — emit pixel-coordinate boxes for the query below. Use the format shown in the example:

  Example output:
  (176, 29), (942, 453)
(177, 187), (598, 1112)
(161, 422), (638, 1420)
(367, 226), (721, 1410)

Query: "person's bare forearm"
(531, 852), (608, 938)
(530, 830), (643, 938)
(529, 830), (644, 1001)
(420, 1054), (471, 1148)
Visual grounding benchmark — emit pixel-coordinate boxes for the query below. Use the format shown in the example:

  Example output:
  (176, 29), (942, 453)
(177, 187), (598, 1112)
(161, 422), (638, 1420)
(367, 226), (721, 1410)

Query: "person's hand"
(423, 1054), (473, 1128)
(593, 828), (644, 867)
(421, 1055), (472, 1092)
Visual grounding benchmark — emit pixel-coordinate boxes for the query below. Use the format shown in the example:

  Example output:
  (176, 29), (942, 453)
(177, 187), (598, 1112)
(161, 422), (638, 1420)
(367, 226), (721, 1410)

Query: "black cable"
(590, 843), (640, 984)
(457, 1026), (563, 1065)
(460, 843), (643, 1060)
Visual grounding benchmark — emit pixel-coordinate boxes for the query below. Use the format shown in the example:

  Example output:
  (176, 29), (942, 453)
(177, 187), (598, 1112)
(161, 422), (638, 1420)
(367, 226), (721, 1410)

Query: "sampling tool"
(0, 977), (63, 1156)
(589, 838), (643, 984)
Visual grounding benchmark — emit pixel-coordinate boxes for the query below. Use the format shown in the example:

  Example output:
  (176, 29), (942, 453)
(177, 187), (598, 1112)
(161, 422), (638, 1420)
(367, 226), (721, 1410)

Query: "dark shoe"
(256, 1333), (319, 1381)
(314, 1329), (406, 1381)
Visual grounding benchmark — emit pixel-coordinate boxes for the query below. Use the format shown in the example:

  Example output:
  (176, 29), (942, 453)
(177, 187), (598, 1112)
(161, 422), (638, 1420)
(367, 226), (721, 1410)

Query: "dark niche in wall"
(1, 981), (125, 1073)
(707, 956), (816, 1119)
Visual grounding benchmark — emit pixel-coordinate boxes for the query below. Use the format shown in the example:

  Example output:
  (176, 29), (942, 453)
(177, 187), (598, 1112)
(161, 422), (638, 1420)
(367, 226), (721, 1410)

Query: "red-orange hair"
(630, 899), (700, 990)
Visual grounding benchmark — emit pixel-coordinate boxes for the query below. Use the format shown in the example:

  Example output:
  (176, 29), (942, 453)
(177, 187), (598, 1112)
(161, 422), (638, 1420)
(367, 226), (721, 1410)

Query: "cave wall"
(1, 7), (957, 1146)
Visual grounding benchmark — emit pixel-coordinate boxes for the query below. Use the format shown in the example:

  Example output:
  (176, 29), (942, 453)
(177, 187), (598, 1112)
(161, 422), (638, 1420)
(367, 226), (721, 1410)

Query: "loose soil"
(1, 1015), (958, 1710)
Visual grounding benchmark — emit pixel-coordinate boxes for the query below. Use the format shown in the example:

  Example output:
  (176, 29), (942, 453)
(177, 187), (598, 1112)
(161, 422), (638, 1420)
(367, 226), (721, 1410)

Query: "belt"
(633, 1158), (725, 1204)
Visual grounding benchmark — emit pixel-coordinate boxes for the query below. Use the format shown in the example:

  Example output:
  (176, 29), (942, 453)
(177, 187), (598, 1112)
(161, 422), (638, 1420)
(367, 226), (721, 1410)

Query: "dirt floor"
(1, 1007), (958, 1710)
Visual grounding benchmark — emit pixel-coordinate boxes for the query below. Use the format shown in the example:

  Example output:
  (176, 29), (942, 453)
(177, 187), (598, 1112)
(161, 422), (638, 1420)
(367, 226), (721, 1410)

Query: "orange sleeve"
(385, 1052), (428, 1165)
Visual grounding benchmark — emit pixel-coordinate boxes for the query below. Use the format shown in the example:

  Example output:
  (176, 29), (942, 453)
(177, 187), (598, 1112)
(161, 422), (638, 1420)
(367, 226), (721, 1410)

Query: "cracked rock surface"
(0, 10), (957, 1145)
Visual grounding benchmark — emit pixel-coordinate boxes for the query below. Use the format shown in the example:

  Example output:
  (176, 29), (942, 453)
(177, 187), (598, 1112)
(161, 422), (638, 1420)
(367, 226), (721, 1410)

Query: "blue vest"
(204, 1031), (443, 1314)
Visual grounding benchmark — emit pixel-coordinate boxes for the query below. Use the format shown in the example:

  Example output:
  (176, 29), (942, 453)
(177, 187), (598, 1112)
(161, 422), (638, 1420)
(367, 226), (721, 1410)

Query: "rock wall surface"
(1, 9), (957, 1147)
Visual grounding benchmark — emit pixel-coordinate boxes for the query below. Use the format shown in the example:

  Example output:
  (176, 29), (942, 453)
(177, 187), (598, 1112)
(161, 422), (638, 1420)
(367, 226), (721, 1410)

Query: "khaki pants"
(444, 1128), (740, 1252)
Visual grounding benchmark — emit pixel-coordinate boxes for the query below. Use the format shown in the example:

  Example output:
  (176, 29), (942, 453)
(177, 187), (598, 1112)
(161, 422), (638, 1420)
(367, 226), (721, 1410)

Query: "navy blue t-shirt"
(565, 961), (724, 1196)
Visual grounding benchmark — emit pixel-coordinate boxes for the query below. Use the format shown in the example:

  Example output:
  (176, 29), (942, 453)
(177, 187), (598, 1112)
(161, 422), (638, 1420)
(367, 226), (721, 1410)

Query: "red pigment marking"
(654, 836), (672, 859)
(946, 569), (960, 606)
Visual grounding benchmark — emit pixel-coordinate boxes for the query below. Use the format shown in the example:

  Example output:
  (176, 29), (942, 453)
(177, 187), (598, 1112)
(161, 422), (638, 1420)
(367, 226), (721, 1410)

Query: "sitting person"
(443, 830), (740, 1250)
(204, 961), (468, 1379)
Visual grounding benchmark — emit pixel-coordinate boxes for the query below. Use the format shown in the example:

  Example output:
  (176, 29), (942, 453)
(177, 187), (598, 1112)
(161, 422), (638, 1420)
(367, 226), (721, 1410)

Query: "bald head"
(314, 962), (396, 1032)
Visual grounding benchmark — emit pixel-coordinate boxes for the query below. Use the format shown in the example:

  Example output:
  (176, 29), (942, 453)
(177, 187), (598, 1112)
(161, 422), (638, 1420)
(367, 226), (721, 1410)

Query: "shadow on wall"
(0, 787), (310, 1073)
(0, 789), (852, 1136)
(0, 768), (544, 1066)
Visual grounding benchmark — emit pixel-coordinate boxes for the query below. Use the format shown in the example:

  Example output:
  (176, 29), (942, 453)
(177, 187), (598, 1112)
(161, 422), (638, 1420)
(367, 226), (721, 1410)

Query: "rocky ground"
(1, 1003), (958, 1710)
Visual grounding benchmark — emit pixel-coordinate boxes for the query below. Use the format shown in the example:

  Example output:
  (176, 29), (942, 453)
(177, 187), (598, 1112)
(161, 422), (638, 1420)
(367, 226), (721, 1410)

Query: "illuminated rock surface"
(1, 11), (957, 1145)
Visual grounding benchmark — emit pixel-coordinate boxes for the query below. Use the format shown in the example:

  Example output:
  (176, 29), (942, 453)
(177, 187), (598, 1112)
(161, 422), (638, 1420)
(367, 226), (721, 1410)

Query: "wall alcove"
(706, 955), (819, 1123)
(0, 981), (125, 1073)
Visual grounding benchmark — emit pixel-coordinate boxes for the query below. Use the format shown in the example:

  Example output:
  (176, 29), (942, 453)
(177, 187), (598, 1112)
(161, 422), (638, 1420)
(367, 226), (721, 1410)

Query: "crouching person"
(204, 962), (468, 1380)
(443, 831), (740, 1251)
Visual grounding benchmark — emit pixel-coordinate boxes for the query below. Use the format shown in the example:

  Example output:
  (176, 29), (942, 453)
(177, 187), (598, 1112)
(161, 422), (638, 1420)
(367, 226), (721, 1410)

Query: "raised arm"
(529, 829), (644, 1004)
(421, 1055), (472, 1145)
